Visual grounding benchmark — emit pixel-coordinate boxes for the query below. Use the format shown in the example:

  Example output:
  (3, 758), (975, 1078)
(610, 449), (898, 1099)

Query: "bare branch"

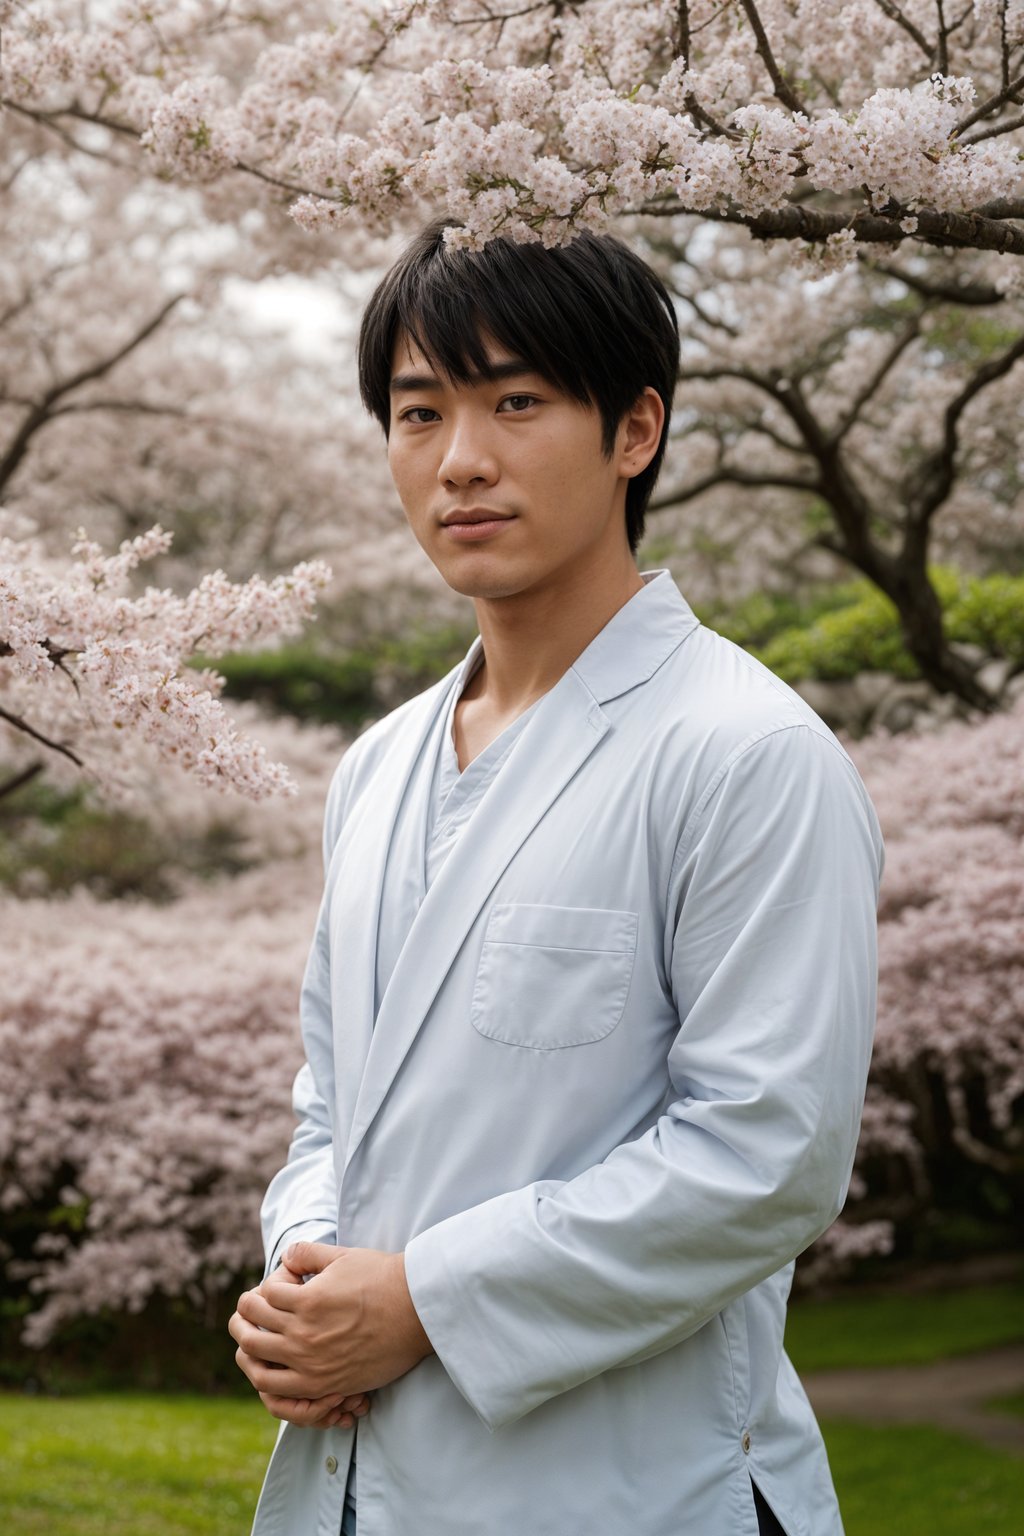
(869, 0), (933, 58)
(0, 703), (84, 769)
(0, 760), (45, 802)
(648, 463), (821, 512)
(935, 0), (949, 75)
(738, 0), (807, 114)
(955, 69), (1024, 135)
(962, 111), (1024, 146)
(910, 328), (1024, 529)
(0, 294), (184, 496)
(831, 319), (921, 443)
(47, 399), (190, 421)
(863, 261), (1006, 305)
(1, 100), (138, 169)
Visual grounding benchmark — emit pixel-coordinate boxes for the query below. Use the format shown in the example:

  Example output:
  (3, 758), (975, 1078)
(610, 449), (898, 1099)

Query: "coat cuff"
(265, 1217), (338, 1281)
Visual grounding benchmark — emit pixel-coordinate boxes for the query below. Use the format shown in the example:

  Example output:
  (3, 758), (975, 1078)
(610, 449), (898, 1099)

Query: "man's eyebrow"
(389, 359), (543, 393)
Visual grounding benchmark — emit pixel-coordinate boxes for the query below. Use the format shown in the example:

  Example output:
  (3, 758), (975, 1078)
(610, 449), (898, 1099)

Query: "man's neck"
(466, 551), (645, 717)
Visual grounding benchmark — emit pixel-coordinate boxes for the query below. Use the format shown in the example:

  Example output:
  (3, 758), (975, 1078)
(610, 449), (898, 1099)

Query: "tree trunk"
(883, 563), (998, 712)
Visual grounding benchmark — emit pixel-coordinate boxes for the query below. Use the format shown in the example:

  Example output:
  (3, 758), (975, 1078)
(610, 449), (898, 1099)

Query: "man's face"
(386, 329), (633, 600)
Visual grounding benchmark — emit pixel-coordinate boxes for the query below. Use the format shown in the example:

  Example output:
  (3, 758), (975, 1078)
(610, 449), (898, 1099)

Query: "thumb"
(283, 1241), (342, 1276)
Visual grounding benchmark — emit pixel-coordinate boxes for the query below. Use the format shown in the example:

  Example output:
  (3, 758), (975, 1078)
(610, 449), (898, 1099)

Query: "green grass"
(785, 1279), (1024, 1373)
(0, 1393), (277, 1535)
(823, 1419), (1024, 1536)
(1, 1393), (1021, 1536)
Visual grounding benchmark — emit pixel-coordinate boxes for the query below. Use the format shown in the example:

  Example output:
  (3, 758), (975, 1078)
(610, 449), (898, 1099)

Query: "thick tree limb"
(642, 199), (1024, 255)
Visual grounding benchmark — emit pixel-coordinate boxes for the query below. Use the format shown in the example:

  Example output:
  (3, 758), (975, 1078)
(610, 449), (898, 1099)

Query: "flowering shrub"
(0, 715), (345, 1346)
(809, 696), (1024, 1279)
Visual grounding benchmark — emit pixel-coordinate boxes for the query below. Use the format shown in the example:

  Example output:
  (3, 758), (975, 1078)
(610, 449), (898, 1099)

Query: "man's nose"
(437, 417), (499, 488)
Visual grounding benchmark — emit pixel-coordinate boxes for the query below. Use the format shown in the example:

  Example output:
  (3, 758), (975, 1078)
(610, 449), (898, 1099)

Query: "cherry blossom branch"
(648, 463), (821, 511)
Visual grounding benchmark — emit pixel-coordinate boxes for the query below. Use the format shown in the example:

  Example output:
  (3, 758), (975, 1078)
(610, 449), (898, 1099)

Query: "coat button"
(325, 1455), (338, 1474)
(741, 1430), (752, 1454)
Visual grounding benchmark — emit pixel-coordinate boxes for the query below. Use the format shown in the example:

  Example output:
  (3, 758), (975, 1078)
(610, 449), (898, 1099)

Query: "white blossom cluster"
(4, 0), (1022, 254)
(0, 523), (331, 799)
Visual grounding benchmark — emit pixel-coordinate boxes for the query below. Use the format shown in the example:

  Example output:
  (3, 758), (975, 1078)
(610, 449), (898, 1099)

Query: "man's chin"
(436, 560), (536, 602)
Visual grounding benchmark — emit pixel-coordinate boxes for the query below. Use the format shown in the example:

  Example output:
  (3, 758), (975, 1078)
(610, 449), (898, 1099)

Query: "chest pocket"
(471, 903), (638, 1050)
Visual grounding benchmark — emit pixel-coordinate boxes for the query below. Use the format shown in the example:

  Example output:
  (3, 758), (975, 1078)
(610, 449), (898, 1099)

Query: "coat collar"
(451, 569), (700, 712)
(570, 569), (701, 704)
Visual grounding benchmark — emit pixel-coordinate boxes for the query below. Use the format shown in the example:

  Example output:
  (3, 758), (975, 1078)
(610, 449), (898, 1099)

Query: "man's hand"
(229, 1242), (434, 1411)
(231, 1256), (373, 1428)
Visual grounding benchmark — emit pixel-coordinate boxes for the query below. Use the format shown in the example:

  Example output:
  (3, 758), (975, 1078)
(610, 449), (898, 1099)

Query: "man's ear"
(619, 387), (664, 478)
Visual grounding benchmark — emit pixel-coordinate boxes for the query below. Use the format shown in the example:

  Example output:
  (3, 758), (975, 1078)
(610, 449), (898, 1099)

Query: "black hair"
(357, 218), (680, 555)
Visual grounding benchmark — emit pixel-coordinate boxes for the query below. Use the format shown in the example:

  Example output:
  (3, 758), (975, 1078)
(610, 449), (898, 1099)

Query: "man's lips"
(439, 509), (517, 543)
(440, 508), (515, 525)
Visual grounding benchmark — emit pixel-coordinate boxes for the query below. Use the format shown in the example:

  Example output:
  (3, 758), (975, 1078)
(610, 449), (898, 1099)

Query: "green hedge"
(194, 568), (1024, 728)
(702, 568), (1024, 684)
(200, 622), (476, 727)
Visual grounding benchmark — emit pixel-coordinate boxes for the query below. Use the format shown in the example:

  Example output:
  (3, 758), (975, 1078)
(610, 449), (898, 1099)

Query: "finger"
(238, 1350), (327, 1398)
(229, 1315), (295, 1366)
(263, 1262), (303, 1289)
(237, 1288), (293, 1332)
(260, 1391), (341, 1428)
(283, 1241), (345, 1277)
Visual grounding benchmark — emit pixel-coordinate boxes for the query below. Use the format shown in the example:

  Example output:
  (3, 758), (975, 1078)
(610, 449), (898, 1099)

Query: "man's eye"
(499, 394), (538, 412)
(401, 408), (439, 424)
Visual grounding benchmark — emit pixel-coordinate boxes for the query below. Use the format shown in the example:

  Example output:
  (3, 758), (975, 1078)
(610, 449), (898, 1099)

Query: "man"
(230, 218), (884, 1536)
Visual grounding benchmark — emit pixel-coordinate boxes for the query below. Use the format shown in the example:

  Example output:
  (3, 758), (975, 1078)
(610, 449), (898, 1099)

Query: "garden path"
(804, 1345), (1024, 1456)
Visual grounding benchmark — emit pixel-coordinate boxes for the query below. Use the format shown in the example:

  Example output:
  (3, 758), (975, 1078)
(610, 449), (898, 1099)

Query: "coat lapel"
(326, 674), (455, 1146)
(342, 665), (611, 1176)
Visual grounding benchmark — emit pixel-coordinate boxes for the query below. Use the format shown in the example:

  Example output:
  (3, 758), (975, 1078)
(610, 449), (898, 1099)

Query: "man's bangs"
(395, 256), (592, 405)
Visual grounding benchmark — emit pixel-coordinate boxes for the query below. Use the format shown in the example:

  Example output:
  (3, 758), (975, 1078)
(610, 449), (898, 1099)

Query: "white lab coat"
(254, 571), (883, 1536)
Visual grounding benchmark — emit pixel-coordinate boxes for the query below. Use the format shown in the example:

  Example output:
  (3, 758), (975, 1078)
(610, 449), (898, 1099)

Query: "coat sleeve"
(403, 724), (884, 1430)
(259, 754), (355, 1278)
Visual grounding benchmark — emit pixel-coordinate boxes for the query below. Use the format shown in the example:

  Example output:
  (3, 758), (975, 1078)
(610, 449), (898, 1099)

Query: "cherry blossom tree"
(4, 0), (1022, 708)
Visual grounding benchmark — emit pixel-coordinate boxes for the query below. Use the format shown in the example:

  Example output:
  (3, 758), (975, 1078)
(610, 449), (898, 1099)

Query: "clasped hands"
(229, 1241), (434, 1430)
